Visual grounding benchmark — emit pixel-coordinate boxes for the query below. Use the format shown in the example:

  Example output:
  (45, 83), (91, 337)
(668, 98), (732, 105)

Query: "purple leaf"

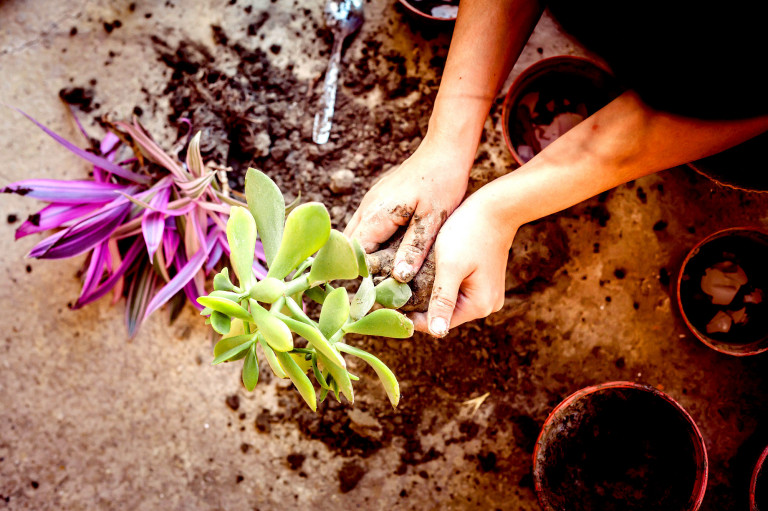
(206, 238), (224, 272)
(79, 241), (110, 301)
(2, 180), (129, 204)
(94, 132), (123, 183)
(141, 186), (170, 259)
(114, 120), (184, 180)
(143, 246), (209, 320)
(72, 238), (144, 308)
(12, 108), (150, 184)
(28, 200), (132, 259)
(15, 202), (102, 239)
(162, 227), (180, 268)
(125, 260), (159, 337)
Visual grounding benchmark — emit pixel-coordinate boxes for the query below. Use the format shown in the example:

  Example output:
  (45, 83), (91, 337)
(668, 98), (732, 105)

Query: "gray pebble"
(329, 169), (356, 194)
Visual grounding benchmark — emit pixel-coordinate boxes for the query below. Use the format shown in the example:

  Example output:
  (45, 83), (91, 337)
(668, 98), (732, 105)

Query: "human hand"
(408, 188), (517, 337)
(344, 136), (472, 282)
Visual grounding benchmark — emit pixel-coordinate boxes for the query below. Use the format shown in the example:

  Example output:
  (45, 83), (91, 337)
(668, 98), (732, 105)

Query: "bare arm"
(415, 91), (768, 336)
(345, 0), (544, 280)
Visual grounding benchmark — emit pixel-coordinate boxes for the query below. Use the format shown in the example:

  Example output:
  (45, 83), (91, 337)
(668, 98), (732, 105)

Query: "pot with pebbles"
(501, 55), (621, 165)
(533, 381), (708, 511)
(398, 0), (459, 21)
(677, 227), (768, 356)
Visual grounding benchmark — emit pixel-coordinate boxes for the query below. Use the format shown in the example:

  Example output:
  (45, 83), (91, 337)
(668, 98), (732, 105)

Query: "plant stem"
(285, 296), (316, 327)
(284, 274), (310, 296)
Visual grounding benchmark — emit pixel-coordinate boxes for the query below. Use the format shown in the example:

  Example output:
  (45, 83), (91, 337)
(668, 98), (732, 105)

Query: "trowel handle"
(312, 36), (344, 145)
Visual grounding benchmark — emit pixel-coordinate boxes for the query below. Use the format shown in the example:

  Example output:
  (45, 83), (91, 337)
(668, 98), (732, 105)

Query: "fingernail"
(394, 261), (415, 282)
(430, 317), (449, 337)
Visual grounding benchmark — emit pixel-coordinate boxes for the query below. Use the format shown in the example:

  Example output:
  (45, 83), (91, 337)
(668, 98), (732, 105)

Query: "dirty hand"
(409, 189), (516, 337)
(344, 137), (472, 282)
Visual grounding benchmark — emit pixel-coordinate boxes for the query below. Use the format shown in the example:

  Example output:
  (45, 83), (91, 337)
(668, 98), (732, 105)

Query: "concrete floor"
(2, 1), (768, 510)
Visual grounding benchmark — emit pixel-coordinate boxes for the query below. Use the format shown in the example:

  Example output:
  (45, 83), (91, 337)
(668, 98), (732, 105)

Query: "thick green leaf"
(249, 299), (293, 352)
(208, 290), (242, 301)
(279, 315), (346, 369)
(197, 296), (252, 321)
(213, 267), (236, 292)
(287, 352), (313, 373)
(312, 357), (329, 389)
(258, 335), (287, 378)
(249, 277), (285, 303)
(317, 352), (353, 404)
(245, 168), (285, 267)
(242, 344), (259, 390)
(276, 351), (317, 411)
(305, 284), (331, 305)
(212, 333), (257, 364)
(226, 206), (258, 290)
(375, 277), (413, 309)
(267, 203), (330, 280)
(211, 311), (231, 335)
(350, 277), (376, 321)
(337, 343), (400, 408)
(319, 287), (350, 339)
(308, 230), (359, 286)
(351, 238), (369, 278)
(343, 309), (414, 338)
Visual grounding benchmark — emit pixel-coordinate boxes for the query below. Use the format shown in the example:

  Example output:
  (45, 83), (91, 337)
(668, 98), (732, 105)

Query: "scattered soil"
(149, 21), (447, 228)
(679, 230), (768, 349)
(536, 387), (699, 511)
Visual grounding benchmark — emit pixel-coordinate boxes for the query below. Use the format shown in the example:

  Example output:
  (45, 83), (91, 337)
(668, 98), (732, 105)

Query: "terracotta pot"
(750, 444), (768, 510)
(677, 227), (768, 356)
(501, 55), (621, 166)
(398, 0), (458, 21)
(686, 131), (768, 193)
(533, 381), (708, 511)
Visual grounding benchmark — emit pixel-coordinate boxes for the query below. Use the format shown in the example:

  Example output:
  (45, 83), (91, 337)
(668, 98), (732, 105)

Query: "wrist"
(423, 100), (491, 168)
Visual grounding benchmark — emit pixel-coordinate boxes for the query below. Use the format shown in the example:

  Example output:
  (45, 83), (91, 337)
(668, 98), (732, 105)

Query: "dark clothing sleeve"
(547, 0), (768, 120)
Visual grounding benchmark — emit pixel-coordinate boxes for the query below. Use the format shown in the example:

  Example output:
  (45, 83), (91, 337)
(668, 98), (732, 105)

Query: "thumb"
(425, 263), (462, 338)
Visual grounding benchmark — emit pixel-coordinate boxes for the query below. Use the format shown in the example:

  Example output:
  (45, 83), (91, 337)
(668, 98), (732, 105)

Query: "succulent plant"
(201, 168), (415, 410)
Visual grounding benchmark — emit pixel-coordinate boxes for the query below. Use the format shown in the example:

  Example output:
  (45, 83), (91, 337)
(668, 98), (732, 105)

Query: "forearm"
(425, 0), (544, 166)
(478, 91), (768, 242)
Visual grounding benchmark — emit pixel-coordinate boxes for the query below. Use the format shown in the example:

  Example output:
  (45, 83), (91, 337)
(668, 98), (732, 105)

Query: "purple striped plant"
(2, 108), (267, 336)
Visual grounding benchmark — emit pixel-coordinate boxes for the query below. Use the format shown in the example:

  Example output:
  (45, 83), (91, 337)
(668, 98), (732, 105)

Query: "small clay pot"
(398, 0), (458, 21)
(501, 55), (621, 166)
(533, 381), (708, 511)
(750, 444), (768, 510)
(687, 131), (768, 193)
(677, 227), (768, 356)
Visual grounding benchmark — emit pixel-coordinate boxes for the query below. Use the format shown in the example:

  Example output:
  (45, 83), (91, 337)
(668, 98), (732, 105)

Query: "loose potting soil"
(537, 387), (699, 511)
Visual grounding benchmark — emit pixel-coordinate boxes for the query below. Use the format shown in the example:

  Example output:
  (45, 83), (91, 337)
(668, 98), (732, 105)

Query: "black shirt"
(548, 0), (768, 120)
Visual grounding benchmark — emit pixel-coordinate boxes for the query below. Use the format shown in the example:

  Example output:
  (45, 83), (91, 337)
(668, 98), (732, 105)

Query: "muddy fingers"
(392, 208), (446, 283)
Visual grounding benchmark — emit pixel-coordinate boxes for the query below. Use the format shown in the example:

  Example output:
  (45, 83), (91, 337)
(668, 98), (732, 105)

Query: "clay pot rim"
(397, 0), (457, 22)
(501, 55), (615, 167)
(686, 162), (768, 194)
(676, 226), (768, 357)
(532, 381), (709, 511)
(750, 444), (768, 510)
